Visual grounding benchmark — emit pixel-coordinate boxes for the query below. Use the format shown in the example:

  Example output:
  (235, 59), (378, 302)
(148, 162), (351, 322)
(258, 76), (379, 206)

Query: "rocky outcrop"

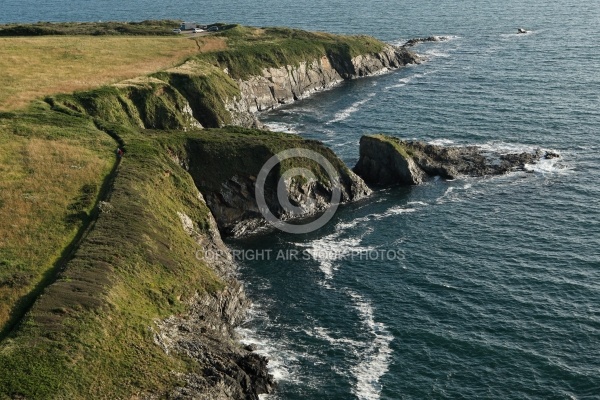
(353, 136), (426, 186)
(403, 36), (449, 47)
(226, 45), (419, 126)
(155, 192), (274, 399)
(48, 77), (204, 131)
(354, 135), (556, 186)
(178, 130), (372, 237)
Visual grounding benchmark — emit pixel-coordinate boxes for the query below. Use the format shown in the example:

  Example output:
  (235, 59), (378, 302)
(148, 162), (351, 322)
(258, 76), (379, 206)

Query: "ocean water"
(4, 1), (600, 399)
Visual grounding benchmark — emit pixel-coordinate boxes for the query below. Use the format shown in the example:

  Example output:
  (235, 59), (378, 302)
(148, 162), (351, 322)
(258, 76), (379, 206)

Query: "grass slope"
(0, 22), (397, 398)
(0, 118), (223, 399)
(0, 102), (114, 334)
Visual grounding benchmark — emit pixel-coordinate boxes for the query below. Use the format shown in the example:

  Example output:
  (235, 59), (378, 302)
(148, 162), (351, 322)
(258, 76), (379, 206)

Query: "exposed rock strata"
(154, 192), (274, 399)
(354, 135), (555, 186)
(226, 45), (419, 127)
(179, 134), (372, 237)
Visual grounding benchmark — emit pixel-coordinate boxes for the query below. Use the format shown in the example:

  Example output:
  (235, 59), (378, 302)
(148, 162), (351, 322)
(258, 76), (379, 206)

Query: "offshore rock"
(353, 136), (426, 186)
(403, 36), (449, 47)
(354, 134), (553, 186)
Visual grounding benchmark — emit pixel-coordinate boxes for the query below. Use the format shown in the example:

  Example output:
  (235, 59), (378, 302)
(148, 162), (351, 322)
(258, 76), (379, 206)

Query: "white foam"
(407, 201), (429, 207)
(237, 309), (300, 386)
(305, 292), (395, 400)
(524, 154), (572, 175)
(385, 76), (414, 90)
(294, 203), (425, 284)
(477, 141), (540, 155)
(347, 290), (394, 400)
(423, 49), (450, 58)
(435, 186), (455, 204)
(308, 326), (364, 348)
(500, 30), (535, 40)
(371, 206), (418, 220)
(264, 121), (298, 134)
(476, 142), (571, 175)
(298, 232), (374, 282)
(428, 138), (455, 146)
(327, 93), (376, 124)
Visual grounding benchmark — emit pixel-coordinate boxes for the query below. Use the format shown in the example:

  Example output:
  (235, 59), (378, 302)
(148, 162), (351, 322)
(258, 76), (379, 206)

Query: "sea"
(3, 1), (599, 399)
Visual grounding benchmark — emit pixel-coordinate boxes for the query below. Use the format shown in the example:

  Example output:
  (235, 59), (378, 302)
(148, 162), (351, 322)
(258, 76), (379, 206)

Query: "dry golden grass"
(0, 130), (113, 328)
(0, 36), (200, 111)
(194, 36), (228, 52)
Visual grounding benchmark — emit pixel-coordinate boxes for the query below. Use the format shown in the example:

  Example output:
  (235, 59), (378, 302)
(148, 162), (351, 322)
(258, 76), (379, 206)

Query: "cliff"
(1, 24), (415, 399)
(226, 44), (418, 125)
(0, 117), (273, 398)
(171, 127), (371, 237)
(354, 134), (557, 186)
(48, 25), (419, 131)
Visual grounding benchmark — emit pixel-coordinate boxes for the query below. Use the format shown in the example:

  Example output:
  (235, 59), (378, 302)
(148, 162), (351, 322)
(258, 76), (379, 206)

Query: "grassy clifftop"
(0, 20), (182, 37)
(198, 25), (386, 79)
(0, 22), (402, 398)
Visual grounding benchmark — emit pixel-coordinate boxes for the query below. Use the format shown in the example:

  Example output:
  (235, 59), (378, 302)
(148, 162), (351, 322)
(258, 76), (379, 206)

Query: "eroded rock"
(354, 135), (556, 186)
(226, 45), (420, 127)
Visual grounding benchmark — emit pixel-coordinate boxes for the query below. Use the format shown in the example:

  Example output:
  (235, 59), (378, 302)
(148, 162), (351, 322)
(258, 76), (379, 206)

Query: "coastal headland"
(0, 21), (548, 399)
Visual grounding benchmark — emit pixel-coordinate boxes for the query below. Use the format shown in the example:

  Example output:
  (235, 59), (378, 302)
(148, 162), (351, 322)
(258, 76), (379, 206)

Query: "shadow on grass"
(0, 155), (121, 341)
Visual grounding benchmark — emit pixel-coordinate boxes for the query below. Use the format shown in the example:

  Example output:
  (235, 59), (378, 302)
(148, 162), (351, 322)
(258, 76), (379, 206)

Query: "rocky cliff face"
(154, 191), (273, 399)
(226, 45), (419, 127)
(354, 134), (557, 186)
(48, 45), (419, 131)
(177, 129), (372, 237)
(353, 135), (427, 186)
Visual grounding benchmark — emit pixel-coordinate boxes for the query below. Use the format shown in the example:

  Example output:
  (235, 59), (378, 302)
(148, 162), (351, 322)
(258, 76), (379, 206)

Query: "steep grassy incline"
(0, 119), (226, 398)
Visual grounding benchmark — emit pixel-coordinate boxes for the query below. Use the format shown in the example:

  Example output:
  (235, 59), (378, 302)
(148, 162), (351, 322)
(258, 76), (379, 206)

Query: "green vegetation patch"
(199, 25), (386, 79)
(48, 79), (203, 130)
(368, 134), (415, 159)
(0, 101), (114, 336)
(154, 62), (241, 127)
(0, 120), (224, 398)
(0, 20), (182, 37)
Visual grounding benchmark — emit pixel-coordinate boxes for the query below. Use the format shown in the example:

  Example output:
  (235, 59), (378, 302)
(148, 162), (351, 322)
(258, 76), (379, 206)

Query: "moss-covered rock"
(164, 127), (371, 237)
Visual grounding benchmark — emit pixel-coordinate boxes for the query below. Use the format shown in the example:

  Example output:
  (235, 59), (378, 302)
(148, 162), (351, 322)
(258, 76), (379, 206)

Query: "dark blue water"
(5, 2), (600, 399)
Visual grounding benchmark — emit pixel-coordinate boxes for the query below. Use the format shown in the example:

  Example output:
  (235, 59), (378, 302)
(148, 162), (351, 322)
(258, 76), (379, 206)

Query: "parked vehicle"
(193, 28), (204, 33)
(207, 26), (219, 32)
(172, 28), (182, 34)
(180, 22), (197, 30)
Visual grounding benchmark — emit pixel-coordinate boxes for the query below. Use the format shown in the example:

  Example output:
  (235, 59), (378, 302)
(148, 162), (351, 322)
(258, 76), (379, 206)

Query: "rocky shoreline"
(226, 44), (420, 128)
(149, 44), (417, 398)
(152, 46), (560, 398)
(0, 22), (562, 399)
